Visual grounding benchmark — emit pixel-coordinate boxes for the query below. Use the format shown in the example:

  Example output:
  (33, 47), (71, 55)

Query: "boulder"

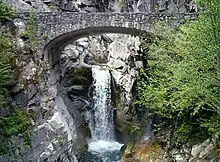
(67, 85), (87, 97)
(108, 41), (129, 60)
(63, 44), (80, 60)
(77, 38), (89, 48)
(107, 34), (140, 61)
(135, 61), (143, 69)
(191, 144), (203, 157)
(199, 142), (215, 159)
(111, 70), (124, 84)
(107, 58), (126, 69)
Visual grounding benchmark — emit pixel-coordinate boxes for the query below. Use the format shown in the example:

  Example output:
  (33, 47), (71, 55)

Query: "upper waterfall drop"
(89, 66), (115, 141)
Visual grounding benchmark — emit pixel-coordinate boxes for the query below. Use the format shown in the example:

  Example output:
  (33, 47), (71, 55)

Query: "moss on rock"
(70, 68), (92, 89)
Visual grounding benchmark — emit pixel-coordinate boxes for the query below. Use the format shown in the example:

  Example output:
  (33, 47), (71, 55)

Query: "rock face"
(107, 34), (142, 142)
(0, 20), (83, 162)
(3, 0), (198, 13)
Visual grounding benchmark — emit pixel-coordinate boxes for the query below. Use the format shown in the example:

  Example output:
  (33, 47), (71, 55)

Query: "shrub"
(0, 2), (14, 22)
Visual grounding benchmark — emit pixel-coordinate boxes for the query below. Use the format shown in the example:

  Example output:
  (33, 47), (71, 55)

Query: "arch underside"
(43, 26), (151, 57)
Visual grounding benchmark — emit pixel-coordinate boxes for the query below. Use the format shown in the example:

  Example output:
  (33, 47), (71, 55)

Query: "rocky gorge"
(0, 0), (219, 162)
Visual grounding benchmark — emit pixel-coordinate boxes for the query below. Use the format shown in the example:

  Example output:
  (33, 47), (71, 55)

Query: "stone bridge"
(15, 12), (198, 68)
(17, 12), (197, 55)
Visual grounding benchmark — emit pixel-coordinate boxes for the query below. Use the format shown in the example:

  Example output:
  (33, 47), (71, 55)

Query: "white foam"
(88, 140), (123, 153)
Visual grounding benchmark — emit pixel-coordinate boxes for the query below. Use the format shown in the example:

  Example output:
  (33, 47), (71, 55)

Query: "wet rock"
(79, 151), (103, 162)
(121, 140), (165, 162)
(67, 85), (87, 97)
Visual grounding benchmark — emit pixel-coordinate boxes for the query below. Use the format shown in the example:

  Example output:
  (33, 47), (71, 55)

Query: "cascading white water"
(86, 66), (123, 162)
(90, 67), (114, 140)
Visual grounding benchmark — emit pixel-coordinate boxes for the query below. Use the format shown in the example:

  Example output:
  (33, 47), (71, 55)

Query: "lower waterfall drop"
(86, 66), (123, 162)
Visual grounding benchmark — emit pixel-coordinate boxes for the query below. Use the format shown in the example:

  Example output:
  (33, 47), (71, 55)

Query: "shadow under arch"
(43, 26), (152, 63)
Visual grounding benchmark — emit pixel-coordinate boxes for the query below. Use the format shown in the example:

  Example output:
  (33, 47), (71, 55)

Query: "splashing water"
(86, 66), (123, 162)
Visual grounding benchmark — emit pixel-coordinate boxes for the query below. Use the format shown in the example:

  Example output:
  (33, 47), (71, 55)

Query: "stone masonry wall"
(15, 12), (198, 49)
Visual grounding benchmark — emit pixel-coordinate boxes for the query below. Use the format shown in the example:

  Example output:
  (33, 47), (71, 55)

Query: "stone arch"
(43, 26), (151, 67)
(35, 12), (197, 63)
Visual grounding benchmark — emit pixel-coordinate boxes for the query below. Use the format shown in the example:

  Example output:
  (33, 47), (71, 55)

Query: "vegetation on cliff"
(0, 3), (30, 156)
(0, 2), (15, 105)
(0, 32), (15, 106)
(0, 1), (14, 22)
(137, 0), (220, 152)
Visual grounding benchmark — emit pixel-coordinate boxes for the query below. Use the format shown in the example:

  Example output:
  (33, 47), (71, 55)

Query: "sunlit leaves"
(137, 0), (220, 147)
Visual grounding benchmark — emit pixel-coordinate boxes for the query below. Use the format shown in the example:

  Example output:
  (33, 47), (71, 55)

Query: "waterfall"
(86, 66), (123, 162)
(90, 67), (114, 140)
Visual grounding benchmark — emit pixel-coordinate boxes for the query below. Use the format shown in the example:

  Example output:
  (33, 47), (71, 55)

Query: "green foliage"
(117, 0), (124, 9)
(0, 33), (15, 106)
(137, 0), (220, 149)
(124, 121), (141, 137)
(20, 11), (38, 48)
(0, 2), (14, 22)
(0, 5), (31, 154)
(0, 110), (30, 155)
(71, 68), (92, 88)
(48, 4), (59, 11)
(0, 111), (29, 137)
